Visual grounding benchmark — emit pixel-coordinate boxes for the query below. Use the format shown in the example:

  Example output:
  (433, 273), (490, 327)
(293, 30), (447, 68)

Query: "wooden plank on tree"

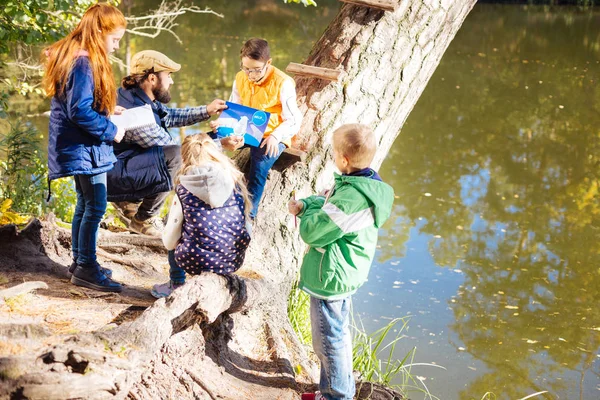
(339, 0), (398, 12)
(273, 147), (307, 172)
(285, 62), (345, 82)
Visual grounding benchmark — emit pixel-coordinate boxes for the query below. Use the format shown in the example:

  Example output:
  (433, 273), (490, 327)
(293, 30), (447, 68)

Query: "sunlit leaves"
(0, 0), (119, 53)
(0, 199), (29, 225)
(283, 0), (317, 6)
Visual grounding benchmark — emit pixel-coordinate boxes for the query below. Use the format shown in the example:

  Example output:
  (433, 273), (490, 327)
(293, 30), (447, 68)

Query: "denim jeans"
(247, 140), (286, 218)
(310, 296), (355, 400)
(168, 249), (186, 284)
(136, 145), (182, 221)
(72, 173), (107, 267)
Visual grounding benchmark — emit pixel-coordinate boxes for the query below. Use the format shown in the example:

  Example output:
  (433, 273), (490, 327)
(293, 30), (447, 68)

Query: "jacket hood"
(179, 162), (234, 208)
(334, 173), (394, 227)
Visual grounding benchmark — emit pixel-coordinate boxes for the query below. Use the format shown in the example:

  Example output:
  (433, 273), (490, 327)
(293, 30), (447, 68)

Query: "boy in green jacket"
(288, 124), (394, 400)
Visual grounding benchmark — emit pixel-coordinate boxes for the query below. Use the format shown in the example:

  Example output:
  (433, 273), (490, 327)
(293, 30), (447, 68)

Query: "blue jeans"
(247, 140), (286, 218)
(310, 296), (355, 400)
(168, 249), (186, 284)
(72, 173), (107, 267)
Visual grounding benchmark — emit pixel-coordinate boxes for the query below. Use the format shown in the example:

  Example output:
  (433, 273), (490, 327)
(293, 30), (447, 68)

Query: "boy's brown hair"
(333, 123), (377, 169)
(240, 38), (270, 61)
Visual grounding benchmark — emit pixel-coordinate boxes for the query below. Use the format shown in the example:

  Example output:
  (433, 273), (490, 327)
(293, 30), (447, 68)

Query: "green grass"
(352, 315), (446, 399)
(287, 285), (445, 398)
(287, 282), (312, 345)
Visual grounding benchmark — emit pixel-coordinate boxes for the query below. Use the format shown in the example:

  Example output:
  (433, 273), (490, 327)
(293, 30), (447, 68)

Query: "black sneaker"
(70, 264), (122, 293)
(67, 261), (112, 279)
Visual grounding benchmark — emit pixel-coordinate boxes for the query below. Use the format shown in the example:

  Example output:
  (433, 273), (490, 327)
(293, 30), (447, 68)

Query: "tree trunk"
(0, 1), (476, 399)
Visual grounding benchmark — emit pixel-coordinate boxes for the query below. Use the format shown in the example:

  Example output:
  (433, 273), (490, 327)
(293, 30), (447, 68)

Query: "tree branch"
(125, 1), (223, 45)
(5, 0), (224, 79)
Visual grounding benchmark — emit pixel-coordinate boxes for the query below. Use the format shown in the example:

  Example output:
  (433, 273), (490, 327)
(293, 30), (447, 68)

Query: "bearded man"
(107, 50), (242, 236)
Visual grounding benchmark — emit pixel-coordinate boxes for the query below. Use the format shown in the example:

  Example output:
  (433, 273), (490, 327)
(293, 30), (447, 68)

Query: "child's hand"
(288, 199), (304, 216)
(114, 127), (125, 143)
(209, 120), (220, 132)
(221, 136), (244, 151)
(260, 135), (280, 158)
(207, 99), (227, 116)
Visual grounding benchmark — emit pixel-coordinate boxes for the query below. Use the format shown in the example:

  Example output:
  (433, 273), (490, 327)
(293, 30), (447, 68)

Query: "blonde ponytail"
(178, 133), (252, 220)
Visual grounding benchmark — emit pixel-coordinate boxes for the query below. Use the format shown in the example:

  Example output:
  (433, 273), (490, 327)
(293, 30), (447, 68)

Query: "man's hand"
(207, 99), (227, 116)
(114, 106), (126, 115)
(221, 136), (244, 151)
(288, 199), (304, 216)
(113, 106), (126, 115)
(114, 127), (125, 143)
(260, 135), (280, 158)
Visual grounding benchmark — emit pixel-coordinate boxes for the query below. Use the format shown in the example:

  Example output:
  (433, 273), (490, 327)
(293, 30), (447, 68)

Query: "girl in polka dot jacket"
(151, 133), (252, 298)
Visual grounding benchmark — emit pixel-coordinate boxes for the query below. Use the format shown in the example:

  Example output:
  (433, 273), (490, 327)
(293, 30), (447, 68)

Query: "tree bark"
(0, 1), (477, 399)
(246, 0), (477, 335)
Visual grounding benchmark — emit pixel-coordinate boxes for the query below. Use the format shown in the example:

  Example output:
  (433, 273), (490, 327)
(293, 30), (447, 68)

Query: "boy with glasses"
(211, 38), (302, 219)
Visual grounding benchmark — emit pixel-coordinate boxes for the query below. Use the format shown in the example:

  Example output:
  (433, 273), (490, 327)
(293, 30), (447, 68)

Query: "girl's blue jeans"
(72, 173), (107, 267)
(168, 250), (186, 284)
(310, 296), (355, 400)
(247, 140), (286, 218)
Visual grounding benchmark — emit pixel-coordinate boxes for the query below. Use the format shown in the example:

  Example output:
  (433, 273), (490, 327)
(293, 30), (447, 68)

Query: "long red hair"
(42, 3), (126, 114)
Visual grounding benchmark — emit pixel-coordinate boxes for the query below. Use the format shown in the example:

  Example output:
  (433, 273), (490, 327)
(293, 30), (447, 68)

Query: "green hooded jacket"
(297, 172), (394, 300)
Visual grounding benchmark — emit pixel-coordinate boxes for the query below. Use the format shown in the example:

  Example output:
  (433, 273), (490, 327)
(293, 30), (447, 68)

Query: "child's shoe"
(67, 261), (112, 279)
(151, 280), (185, 299)
(70, 264), (122, 293)
(301, 392), (325, 400)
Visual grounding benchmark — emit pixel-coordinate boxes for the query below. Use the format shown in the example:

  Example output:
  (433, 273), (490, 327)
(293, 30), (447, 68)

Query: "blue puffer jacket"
(48, 56), (118, 181)
(106, 87), (171, 202)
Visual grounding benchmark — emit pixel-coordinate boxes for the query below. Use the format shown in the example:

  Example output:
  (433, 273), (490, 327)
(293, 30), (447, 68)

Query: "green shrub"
(0, 120), (46, 216)
(0, 120), (77, 222)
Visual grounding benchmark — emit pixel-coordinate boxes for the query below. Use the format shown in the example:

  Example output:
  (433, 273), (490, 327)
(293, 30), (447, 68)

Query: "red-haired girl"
(44, 3), (127, 292)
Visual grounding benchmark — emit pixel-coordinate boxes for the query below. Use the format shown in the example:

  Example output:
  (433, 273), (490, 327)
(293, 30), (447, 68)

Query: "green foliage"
(49, 177), (77, 223)
(352, 317), (410, 388)
(283, 0), (318, 6)
(0, 120), (75, 222)
(352, 316), (445, 399)
(0, 199), (30, 225)
(0, 91), (9, 119)
(0, 120), (46, 216)
(0, 1), (120, 54)
(287, 282), (312, 345)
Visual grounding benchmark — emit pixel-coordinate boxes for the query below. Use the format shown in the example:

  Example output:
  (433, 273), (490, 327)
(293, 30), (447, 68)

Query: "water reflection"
(366, 4), (600, 400)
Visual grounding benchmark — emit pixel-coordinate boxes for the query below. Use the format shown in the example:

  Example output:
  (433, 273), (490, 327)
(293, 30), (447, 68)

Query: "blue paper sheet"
(216, 102), (271, 147)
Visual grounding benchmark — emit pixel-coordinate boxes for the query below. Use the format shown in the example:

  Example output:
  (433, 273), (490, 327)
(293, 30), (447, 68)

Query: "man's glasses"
(240, 63), (267, 75)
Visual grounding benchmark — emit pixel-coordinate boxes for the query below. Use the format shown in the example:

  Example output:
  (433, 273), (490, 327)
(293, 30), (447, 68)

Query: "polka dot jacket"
(174, 184), (251, 275)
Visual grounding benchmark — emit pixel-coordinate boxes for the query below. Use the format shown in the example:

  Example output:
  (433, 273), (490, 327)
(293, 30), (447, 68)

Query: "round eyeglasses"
(240, 63), (267, 75)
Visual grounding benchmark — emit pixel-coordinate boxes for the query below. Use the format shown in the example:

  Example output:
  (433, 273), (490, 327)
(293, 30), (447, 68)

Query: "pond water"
(10, 1), (600, 399)
(360, 4), (600, 400)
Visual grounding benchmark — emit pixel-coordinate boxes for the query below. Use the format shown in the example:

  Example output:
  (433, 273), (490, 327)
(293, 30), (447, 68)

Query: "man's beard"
(153, 80), (171, 103)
